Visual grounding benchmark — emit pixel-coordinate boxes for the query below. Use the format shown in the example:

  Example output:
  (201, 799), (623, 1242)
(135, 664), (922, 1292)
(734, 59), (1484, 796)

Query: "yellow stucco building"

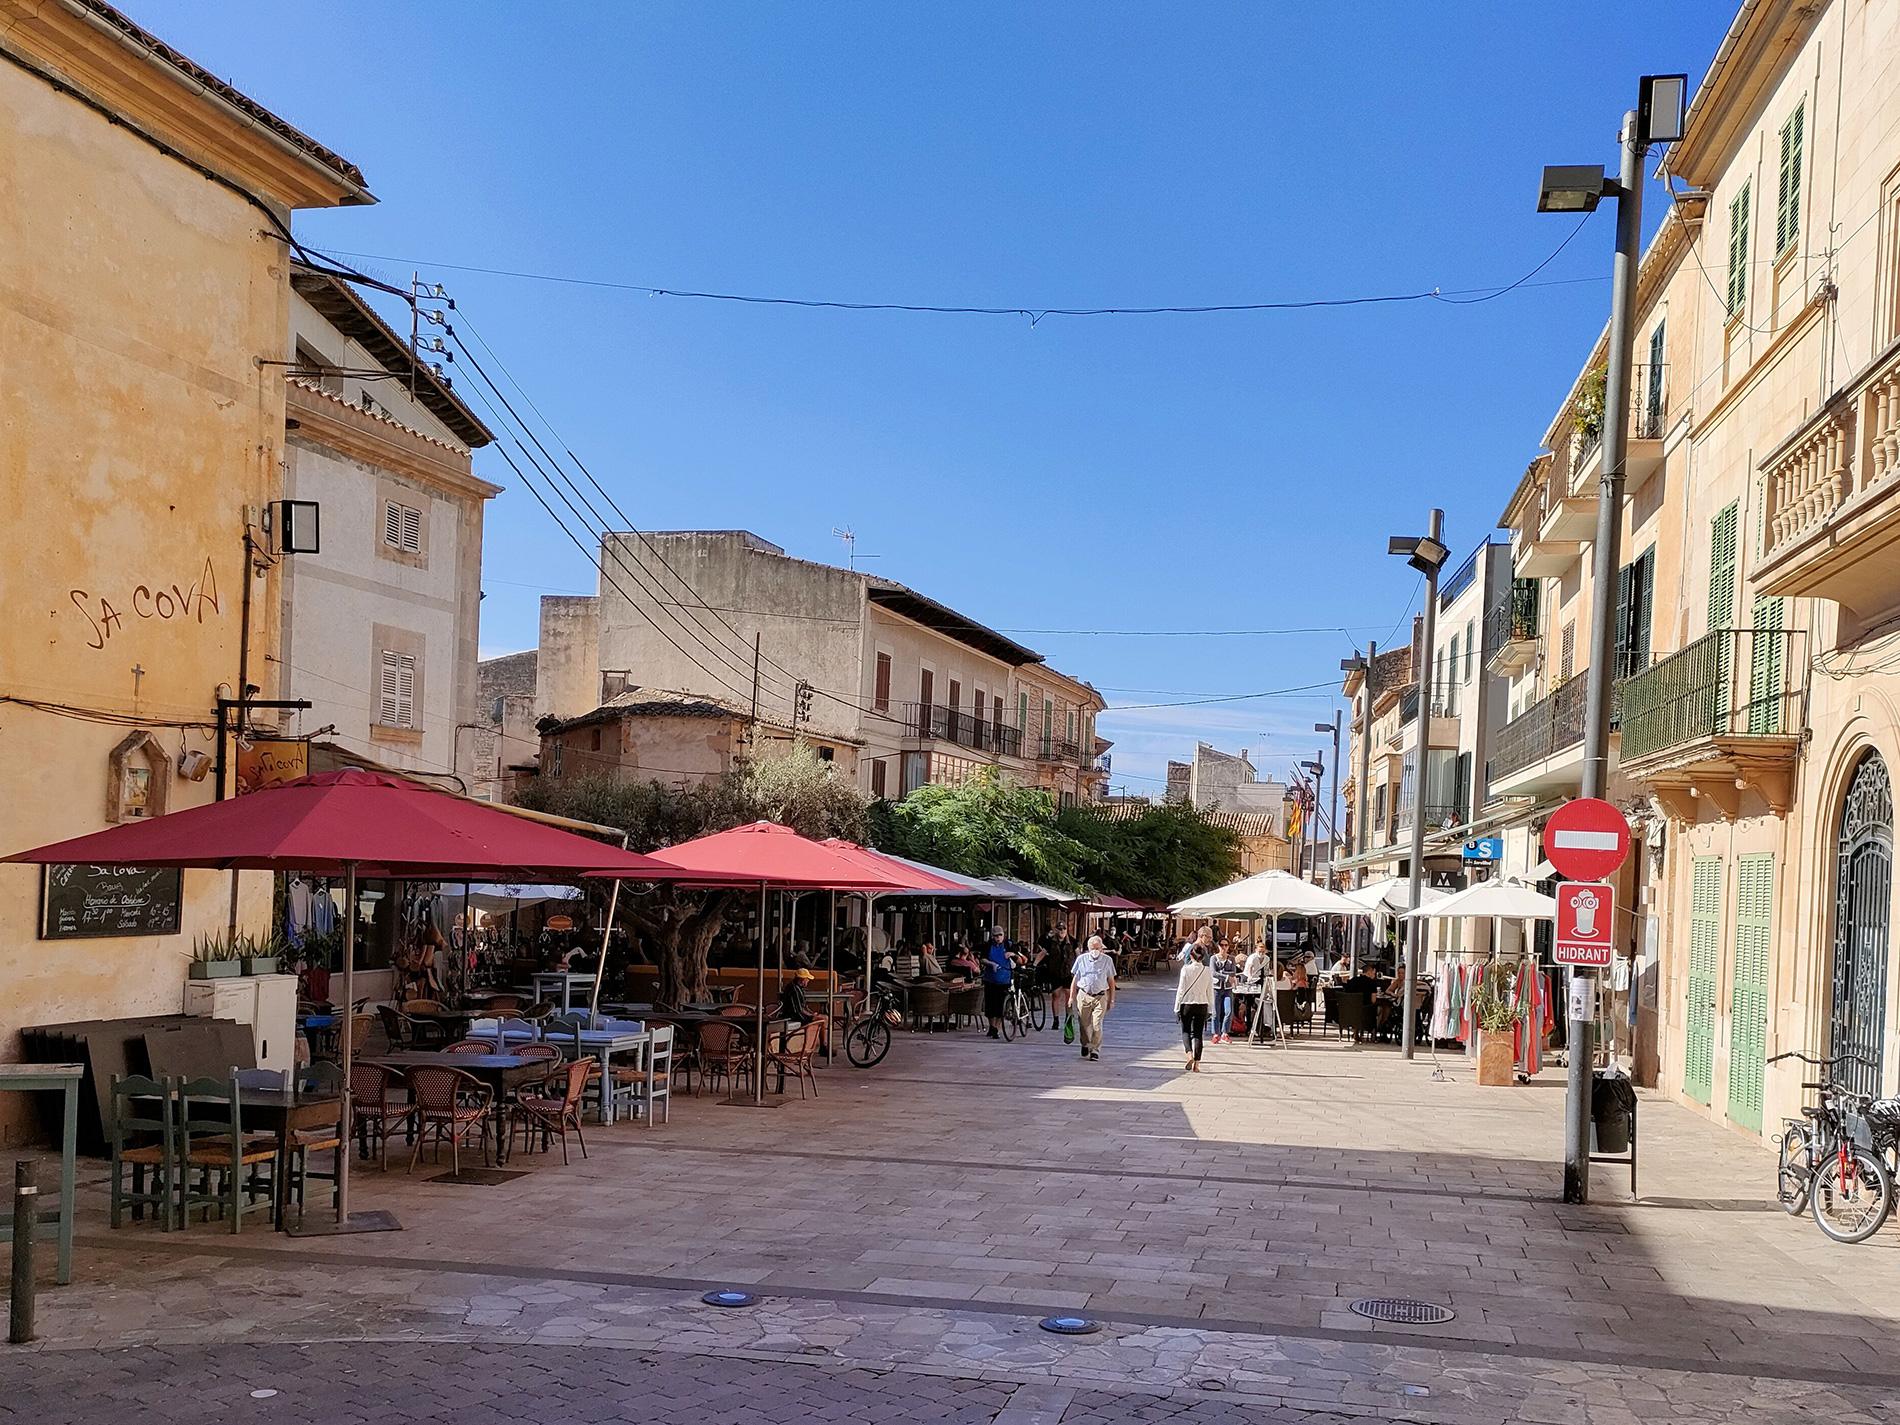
(0, 0), (368, 1140)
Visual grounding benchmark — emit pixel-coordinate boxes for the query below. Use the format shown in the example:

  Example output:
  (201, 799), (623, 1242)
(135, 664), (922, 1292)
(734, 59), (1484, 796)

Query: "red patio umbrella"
(5, 770), (741, 1226)
(642, 823), (911, 1102)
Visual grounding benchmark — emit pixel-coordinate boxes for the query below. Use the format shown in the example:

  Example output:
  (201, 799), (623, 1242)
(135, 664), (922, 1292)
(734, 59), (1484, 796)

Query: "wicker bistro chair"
(510, 1059), (592, 1164)
(764, 1022), (821, 1101)
(349, 1061), (413, 1169)
(909, 984), (951, 1033)
(108, 1074), (178, 1231)
(1333, 991), (1375, 1044)
(945, 984), (983, 1031)
(405, 1066), (493, 1174)
(445, 1039), (494, 1055)
(695, 1019), (756, 1096)
(177, 1074), (279, 1233)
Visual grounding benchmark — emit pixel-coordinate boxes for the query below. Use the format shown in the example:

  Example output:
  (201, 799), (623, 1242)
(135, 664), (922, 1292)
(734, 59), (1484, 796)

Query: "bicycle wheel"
(1000, 993), (1020, 1041)
(1776, 1124), (1813, 1215)
(1811, 1145), (1892, 1244)
(845, 1017), (891, 1068)
(1029, 990), (1047, 1031)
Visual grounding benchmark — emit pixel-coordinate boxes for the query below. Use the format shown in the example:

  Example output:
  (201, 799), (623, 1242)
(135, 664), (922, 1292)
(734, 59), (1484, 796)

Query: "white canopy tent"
(1172, 872), (1372, 1042)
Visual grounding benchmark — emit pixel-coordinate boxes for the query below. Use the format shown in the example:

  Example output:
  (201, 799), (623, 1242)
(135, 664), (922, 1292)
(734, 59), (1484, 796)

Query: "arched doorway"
(1830, 752), (1894, 1098)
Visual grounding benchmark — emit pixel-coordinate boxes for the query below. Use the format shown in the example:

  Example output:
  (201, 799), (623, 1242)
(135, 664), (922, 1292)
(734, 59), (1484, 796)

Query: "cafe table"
(233, 1082), (346, 1229)
(367, 1052), (548, 1164)
(0, 1063), (81, 1281)
(477, 1019), (651, 1126)
(530, 971), (597, 1012)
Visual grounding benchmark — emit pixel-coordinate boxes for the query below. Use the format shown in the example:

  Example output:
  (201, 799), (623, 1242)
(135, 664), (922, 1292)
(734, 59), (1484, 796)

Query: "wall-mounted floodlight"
(1387, 534), (1449, 575)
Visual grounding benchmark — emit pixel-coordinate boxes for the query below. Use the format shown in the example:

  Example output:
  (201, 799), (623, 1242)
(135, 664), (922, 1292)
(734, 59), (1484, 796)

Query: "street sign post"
(1554, 882), (1616, 967)
(1543, 799), (1631, 882)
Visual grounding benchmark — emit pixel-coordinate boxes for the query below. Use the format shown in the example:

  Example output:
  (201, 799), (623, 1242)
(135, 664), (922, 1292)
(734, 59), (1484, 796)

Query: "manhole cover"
(1348, 1298), (1455, 1325)
(1038, 1315), (1102, 1335)
(702, 1290), (758, 1308)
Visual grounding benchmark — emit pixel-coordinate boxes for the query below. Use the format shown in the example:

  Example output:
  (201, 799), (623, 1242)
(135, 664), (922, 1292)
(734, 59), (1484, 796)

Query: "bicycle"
(844, 985), (905, 1069)
(998, 977), (1036, 1041)
(1769, 1050), (1898, 1244)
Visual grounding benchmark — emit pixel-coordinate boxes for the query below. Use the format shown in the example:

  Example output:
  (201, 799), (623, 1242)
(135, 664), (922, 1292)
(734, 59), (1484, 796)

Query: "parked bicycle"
(997, 975), (1042, 1041)
(1770, 1050), (1900, 1244)
(844, 985), (906, 1069)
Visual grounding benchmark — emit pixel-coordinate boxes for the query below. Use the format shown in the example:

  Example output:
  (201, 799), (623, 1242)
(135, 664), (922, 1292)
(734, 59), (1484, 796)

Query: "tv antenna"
(832, 526), (881, 570)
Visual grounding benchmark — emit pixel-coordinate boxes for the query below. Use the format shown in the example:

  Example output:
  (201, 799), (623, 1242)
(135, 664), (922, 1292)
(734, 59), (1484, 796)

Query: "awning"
(875, 853), (1020, 898)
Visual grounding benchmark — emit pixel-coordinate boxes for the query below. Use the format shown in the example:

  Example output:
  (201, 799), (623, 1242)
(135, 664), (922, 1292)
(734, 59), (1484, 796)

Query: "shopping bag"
(1228, 1011), (1248, 1037)
(1063, 1013), (1076, 1045)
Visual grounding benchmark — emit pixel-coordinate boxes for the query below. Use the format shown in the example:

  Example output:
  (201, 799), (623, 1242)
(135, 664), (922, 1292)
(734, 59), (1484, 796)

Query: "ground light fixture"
(1039, 1315), (1103, 1335)
(702, 1290), (758, 1308)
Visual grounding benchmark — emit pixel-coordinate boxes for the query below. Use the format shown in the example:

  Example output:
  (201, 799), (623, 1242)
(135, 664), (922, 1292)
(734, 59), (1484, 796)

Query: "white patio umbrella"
(1346, 876), (1449, 915)
(1172, 872), (1371, 1042)
(1400, 879), (1557, 921)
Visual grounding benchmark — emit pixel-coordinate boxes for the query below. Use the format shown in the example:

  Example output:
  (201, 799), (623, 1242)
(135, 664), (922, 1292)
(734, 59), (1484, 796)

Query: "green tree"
(1066, 801), (1243, 905)
(514, 743), (867, 1003)
(873, 769), (1090, 890)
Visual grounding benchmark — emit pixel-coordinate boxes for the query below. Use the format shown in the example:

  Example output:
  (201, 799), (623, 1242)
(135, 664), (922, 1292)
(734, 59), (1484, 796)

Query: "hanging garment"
(1429, 971), (1452, 1041)
(311, 887), (337, 935)
(1444, 962), (1468, 1043)
(286, 877), (312, 944)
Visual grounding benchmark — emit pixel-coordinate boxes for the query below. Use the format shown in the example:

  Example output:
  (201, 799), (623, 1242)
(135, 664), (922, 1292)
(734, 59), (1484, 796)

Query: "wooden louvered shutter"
(1748, 595), (1786, 734)
(1710, 503), (1739, 726)
(1776, 104), (1804, 255)
(1727, 185), (1751, 316)
(1726, 854), (1774, 1132)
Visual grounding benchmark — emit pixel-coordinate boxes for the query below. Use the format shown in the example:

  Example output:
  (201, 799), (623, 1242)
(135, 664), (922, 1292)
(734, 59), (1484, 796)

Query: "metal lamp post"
(1299, 758), (1325, 883)
(1389, 512), (1450, 1062)
(1316, 716), (1341, 889)
(1537, 71), (1687, 1204)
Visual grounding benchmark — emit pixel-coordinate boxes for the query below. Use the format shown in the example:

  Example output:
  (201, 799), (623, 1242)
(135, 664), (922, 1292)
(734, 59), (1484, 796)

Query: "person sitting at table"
(948, 943), (982, 981)
(919, 942), (945, 978)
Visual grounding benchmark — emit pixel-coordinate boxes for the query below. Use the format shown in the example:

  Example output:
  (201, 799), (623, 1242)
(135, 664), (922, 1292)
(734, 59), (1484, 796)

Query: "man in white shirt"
(1176, 926), (1214, 964)
(1070, 934), (1118, 1061)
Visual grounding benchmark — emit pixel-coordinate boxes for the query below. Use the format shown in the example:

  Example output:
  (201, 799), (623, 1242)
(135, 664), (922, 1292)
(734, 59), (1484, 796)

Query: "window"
(1776, 103), (1804, 257)
(1726, 182), (1751, 318)
(1709, 502), (1739, 632)
(1881, 170), (1900, 345)
(1018, 692), (1028, 730)
(872, 653), (891, 713)
(918, 668), (933, 713)
(378, 649), (417, 727)
(1066, 709), (1077, 746)
(992, 694), (1003, 733)
(1614, 546), (1655, 679)
(1644, 322), (1667, 436)
(869, 759), (887, 798)
(816, 745), (834, 763)
(1464, 619), (1475, 681)
(1041, 698), (1054, 756)
(947, 679), (961, 730)
(1560, 622), (1576, 683)
(601, 670), (631, 701)
(383, 499), (423, 554)
(1445, 633), (1460, 714)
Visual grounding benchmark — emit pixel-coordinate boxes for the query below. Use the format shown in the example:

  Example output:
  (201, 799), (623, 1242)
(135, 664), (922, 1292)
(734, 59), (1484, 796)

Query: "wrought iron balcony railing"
(901, 702), (1023, 758)
(1618, 628), (1805, 764)
(1489, 676), (1589, 781)
(1484, 578), (1540, 653)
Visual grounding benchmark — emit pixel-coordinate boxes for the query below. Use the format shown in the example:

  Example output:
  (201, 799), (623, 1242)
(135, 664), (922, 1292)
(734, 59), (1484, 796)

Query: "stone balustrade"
(1764, 413), (1851, 557)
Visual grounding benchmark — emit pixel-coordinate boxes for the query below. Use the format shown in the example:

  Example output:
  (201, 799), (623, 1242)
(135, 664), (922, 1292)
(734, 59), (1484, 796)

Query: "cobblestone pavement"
(7, 976), (1900, 1423)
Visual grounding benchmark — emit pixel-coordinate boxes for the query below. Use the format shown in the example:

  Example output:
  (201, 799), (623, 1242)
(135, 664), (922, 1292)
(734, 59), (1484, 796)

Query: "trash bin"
(1592, 1071), (1636, 1154)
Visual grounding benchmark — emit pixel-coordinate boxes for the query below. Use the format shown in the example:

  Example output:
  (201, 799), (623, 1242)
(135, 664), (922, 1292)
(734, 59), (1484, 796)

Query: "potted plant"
(1469, 965), (1518, 1087)
(241, 931), (285, 977)
(188, 933), (245, 980)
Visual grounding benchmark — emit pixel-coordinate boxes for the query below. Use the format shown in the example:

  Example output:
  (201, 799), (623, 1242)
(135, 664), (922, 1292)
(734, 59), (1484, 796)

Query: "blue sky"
(130, 2), (1723, 802)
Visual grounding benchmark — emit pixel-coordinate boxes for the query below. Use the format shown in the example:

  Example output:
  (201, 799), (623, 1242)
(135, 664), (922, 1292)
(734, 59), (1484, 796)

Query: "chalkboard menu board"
(40, 864), (184, 940)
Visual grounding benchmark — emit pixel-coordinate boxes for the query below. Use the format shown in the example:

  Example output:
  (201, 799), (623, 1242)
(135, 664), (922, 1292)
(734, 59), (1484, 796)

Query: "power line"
(1104, 679), (1340, 712)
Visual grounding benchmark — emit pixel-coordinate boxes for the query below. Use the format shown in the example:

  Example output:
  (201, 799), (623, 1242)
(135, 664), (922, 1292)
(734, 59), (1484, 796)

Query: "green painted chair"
(177, 1074), (278, 1233)
(108, 1074), (177, 1231)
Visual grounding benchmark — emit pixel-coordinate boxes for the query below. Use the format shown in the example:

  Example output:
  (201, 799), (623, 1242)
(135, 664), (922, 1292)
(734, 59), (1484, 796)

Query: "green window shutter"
(1710, 504), (1739, 728)
(1748, 595), (1786, 734)
(1686, 856), (1724, 1106)
(1777, 104), (1804, 255)
(1727, 184), (1751, 316)
(1727, 853), (1774, 1133)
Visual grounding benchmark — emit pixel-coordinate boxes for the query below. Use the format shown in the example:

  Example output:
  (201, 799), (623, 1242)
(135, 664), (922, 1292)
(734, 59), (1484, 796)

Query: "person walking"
(1069, 933), (1117, 1061)
(1175, 940), (1215, 1071)
(1209, 942), (1240, 1045)
(980, 925), (1014, 1040)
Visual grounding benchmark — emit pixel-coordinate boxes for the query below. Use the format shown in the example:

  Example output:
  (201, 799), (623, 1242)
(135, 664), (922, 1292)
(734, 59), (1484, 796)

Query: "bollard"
(9, 1160), (36, 1345)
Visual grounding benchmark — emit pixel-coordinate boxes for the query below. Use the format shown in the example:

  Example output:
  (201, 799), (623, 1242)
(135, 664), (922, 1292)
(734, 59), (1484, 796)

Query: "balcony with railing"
(1035, 737), (1083, 766)
(1569, 361), (1669, 495)
(901, 702), (1023, 759)
(1485, 578), (1541, 676)
(1487, 676), (1589, 796)
(1617, 627), (1805, 819)
(1756, 341), (1900, 617)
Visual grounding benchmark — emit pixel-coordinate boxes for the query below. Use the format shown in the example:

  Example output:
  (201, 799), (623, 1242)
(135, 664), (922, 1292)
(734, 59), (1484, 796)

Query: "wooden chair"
(765, 1022), (820, 1100)
(177, 1074), (278, 1233)
(510, 1059), (591, 1164)
(349, 1061), (412, 1170)
(696, 1019), (755, 1096)
(406, 1066), (492, 1174)
(287, 1064), (344, 1216)
(108, 1074), (177, 1231)
(606, 1027), (672, 1126)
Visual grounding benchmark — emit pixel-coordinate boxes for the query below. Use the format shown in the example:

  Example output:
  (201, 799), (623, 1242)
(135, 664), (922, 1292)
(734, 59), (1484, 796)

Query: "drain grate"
(1348, 1298), (1455, 1326)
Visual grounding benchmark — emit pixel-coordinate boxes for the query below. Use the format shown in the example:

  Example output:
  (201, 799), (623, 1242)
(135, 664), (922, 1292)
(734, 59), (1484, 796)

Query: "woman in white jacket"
(1174, 942), (1215, 1072)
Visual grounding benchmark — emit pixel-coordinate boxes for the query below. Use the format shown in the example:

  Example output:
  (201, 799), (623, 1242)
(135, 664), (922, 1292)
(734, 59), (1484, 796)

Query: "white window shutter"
(402, 504), (422, 553)
(397, 654), (416, 726)
(378, 651), (401, 724)
(383, 502), (402, 547)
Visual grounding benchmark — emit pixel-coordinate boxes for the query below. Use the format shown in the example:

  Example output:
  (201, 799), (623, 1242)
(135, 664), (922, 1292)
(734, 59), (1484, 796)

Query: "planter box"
(189, 960), (244, 980)
(242, 957), (280, 977)
(1474, 1029), (1516, 1086)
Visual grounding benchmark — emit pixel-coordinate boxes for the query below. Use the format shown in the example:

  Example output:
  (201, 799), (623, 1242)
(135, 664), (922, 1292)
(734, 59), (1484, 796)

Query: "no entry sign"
(1554, 882), (1616, 968)
(1543, 798), (1631, 882)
